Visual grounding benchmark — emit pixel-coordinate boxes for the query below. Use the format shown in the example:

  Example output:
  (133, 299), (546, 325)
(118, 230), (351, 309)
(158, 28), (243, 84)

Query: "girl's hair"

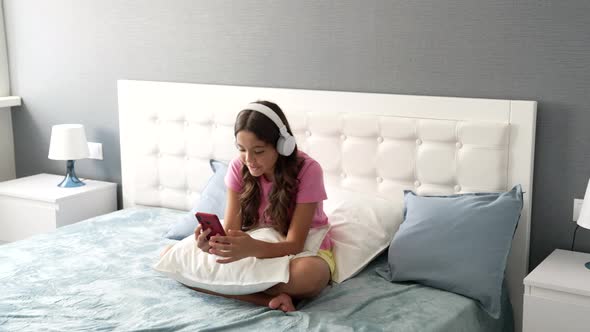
(234, 101), (303, 235)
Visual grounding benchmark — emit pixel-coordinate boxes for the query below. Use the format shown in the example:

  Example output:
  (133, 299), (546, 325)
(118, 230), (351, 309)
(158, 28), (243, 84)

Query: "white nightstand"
(523, 249), (590, 332)
(0, 173), (117, 242)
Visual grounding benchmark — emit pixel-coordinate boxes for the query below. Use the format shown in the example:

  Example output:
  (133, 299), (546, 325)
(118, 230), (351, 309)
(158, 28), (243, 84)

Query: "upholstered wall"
(4, 0), (590, 270)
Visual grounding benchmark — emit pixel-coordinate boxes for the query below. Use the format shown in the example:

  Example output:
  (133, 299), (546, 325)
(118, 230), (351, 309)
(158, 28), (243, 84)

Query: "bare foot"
(268, 293), (296, 312)
(160, 244), (173, 258)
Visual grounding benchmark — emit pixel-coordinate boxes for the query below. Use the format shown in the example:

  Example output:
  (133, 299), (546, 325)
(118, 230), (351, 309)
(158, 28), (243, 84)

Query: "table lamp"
(48, 124), (90, 188)
(572, 178), (590, 269)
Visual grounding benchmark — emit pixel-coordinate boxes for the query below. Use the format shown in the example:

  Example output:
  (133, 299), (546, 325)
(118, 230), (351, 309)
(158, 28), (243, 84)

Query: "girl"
(194, 101), (334, 312)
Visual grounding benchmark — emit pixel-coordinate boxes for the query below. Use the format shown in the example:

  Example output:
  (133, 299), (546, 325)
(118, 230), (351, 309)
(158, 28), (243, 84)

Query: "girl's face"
(236, 130), (279, 180)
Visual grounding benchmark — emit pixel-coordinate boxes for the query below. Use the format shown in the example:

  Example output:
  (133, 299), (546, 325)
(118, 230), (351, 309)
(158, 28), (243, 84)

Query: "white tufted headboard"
(118, 80), (536, 331)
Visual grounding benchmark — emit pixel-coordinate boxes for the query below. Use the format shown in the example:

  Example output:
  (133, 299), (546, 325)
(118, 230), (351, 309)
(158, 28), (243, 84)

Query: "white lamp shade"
(578, 179), (590, 230)
(48, 124), (90, 160)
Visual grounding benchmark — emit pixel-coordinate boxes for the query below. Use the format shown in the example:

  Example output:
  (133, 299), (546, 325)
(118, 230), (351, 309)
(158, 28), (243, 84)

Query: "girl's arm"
(223, 188), (242, 232)
(209, 201), (318, 262)
(253, 202), (317, 258)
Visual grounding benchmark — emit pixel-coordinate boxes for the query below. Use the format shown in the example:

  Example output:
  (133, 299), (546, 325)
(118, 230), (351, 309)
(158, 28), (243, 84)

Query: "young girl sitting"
(193, 100), (334, 312)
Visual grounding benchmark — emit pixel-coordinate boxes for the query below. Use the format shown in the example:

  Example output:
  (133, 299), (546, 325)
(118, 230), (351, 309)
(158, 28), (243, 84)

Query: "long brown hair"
(234, 101), (303, 235)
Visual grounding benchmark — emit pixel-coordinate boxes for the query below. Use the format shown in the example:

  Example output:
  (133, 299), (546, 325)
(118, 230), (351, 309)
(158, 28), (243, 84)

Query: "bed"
(0, 80), (536, 331)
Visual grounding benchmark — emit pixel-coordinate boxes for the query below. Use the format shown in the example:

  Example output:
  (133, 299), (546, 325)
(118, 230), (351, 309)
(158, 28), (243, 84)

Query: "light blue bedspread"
(0, 207), (513, 331)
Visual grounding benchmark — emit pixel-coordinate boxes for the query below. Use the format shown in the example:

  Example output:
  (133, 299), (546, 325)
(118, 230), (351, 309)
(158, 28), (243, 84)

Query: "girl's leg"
(186, 256), (329, 312)
(266, 256), (331, 298)
(161, 245), (296, 311)
(188, 286), (296, 312)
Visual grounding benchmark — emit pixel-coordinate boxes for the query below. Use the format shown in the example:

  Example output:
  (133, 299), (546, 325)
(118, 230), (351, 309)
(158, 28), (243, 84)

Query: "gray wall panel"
(4, 0), (590, 269)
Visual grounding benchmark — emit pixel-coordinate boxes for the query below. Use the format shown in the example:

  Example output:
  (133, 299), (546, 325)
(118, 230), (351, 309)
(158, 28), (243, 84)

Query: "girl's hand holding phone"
(194, 224), (212, 253)
(194, 212), (226, 254)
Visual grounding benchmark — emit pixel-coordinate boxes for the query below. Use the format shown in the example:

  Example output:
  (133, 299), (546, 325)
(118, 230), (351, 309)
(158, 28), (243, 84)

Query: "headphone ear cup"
(276, 134), (296, 156)
(276, 137), (287, 156)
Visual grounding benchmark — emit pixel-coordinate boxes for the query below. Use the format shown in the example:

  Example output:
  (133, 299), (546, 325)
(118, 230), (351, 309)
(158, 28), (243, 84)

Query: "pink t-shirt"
(224, 151), (331, 249)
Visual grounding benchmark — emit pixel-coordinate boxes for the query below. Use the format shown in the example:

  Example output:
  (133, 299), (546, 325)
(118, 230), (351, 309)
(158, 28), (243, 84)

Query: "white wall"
(0, 109), (15, 181)
(0, 0), (15, 181)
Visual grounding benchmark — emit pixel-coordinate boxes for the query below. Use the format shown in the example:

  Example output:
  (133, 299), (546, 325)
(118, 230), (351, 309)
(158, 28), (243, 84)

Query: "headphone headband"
(244, 103), (287, 131)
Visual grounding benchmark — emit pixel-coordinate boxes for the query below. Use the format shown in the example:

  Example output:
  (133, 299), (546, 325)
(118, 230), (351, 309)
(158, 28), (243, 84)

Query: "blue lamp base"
(585, 262), (590, 270)
(57, 160), (85, 188)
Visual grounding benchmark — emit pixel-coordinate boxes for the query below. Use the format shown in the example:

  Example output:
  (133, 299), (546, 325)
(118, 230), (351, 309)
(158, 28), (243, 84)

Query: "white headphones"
(244, 102), (297, 156)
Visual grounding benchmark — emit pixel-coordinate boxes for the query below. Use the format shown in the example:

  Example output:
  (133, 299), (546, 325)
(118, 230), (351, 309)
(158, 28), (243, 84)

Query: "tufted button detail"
(456, 142), (463, 148)
(340, 135), (347, 141)
(416, 139), (422, 145)
(377, 136), (384, 143)
(341, 173), (347, 179)
(414, 180), (421, 187)
(454, 185), (461, 192)
(305, 131), (312, 137)
(376, 177), (383, 183)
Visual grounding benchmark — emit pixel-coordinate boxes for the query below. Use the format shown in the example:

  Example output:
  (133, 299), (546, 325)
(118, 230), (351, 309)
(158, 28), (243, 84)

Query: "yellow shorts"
(317, 249), (336, 279)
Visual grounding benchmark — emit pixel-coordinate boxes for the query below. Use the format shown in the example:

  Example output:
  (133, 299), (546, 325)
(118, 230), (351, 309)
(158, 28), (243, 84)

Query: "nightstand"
(523, 249), (590, 332)
(0, 173), (117, 242)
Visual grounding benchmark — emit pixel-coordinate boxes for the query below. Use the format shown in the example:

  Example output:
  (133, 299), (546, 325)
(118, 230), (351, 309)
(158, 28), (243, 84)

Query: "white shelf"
(0, 173), (117, 203)
(0, 96), (21, 108)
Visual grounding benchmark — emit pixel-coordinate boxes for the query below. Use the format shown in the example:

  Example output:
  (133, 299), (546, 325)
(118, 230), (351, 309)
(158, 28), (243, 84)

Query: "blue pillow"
(164, 160), (228, 240)
(378, 185), (523, 318)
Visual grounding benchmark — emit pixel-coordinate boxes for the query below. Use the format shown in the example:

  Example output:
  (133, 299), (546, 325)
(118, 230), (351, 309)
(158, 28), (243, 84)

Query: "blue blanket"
(0, 207), (513, 331)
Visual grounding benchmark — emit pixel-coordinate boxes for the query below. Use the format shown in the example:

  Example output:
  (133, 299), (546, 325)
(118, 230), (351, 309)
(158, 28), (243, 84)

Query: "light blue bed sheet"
(0, 207), (513, 331)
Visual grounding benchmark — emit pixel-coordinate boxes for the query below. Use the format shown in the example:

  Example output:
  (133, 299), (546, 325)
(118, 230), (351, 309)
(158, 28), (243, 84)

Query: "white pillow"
(324, 187), (403, 283)
(154, 226), (329, 295)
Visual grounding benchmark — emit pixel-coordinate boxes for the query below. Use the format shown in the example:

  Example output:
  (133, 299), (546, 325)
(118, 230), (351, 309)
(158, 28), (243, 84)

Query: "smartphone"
(195, 212), (226, 240)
